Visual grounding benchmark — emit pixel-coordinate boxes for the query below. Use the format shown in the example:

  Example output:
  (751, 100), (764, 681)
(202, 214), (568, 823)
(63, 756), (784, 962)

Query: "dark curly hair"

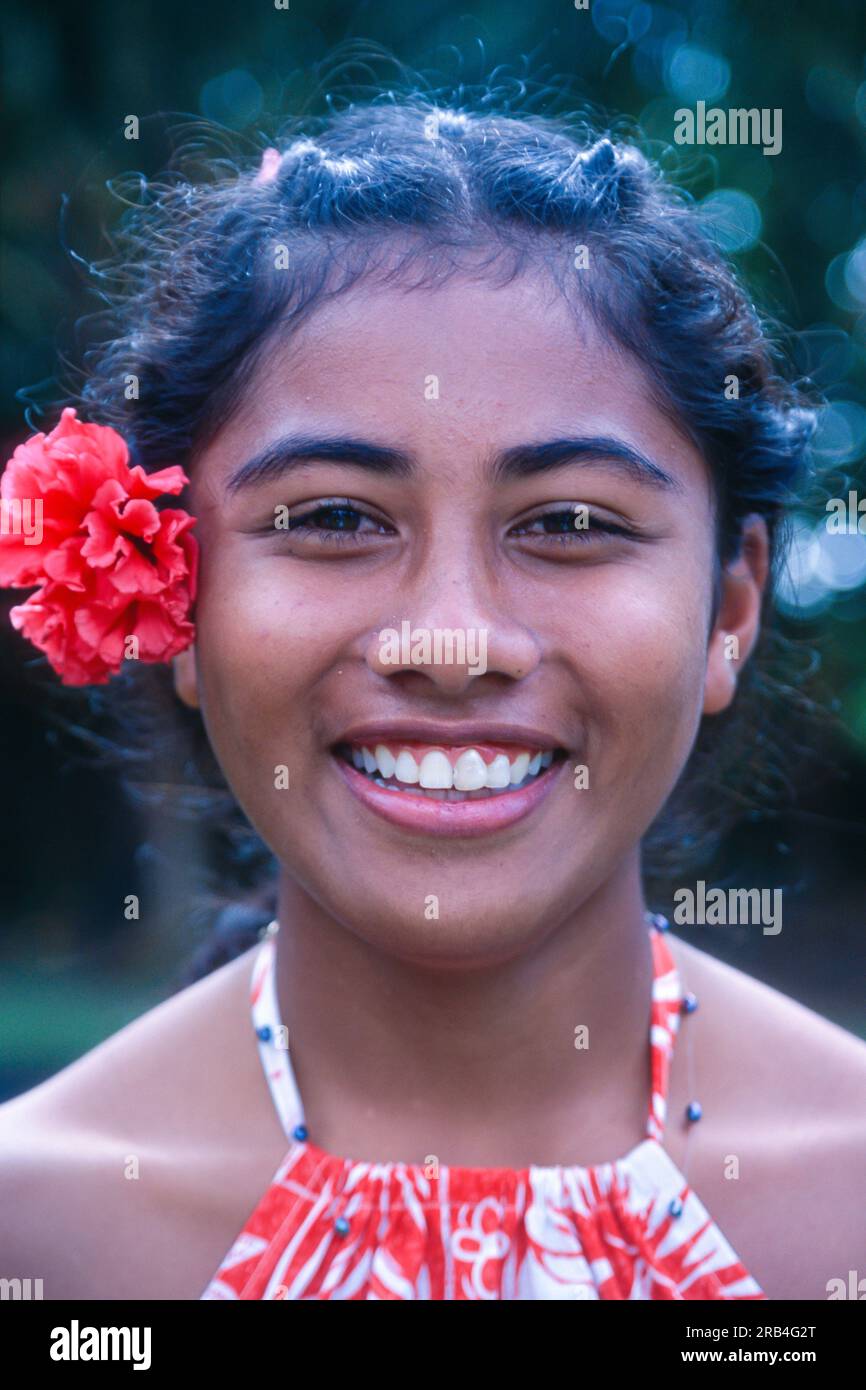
(33, 56), (822, 981)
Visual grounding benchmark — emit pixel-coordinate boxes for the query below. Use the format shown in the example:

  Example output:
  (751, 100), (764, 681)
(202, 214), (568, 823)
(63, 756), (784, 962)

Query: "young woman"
(1, 94), (865, 1302)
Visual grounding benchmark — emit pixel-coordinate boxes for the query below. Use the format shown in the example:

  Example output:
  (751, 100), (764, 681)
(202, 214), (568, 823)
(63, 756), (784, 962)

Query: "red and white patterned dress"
(200, 922), (765, 1300)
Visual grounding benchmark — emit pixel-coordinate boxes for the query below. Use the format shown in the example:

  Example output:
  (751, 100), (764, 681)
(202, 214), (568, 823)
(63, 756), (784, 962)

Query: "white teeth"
(349, 743), (557, 793)
(509, 752), (530, 785)
(394, 749), (420, 784)
(419, 750), (454, 789)
(374, 744), (396, 779)
(453, 748), (488, 791)
(484, 754), (511, 789)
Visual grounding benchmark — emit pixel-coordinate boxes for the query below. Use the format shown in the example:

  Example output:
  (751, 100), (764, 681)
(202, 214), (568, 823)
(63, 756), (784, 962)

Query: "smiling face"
(176, 266), (766, 966)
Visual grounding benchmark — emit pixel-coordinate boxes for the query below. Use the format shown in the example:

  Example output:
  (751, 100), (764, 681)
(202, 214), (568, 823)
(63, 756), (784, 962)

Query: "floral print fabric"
(200, 924), (764, 1300)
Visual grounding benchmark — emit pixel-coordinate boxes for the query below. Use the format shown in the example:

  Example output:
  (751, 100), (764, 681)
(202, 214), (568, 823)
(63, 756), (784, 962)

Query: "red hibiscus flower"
(0, 407), (198, 685)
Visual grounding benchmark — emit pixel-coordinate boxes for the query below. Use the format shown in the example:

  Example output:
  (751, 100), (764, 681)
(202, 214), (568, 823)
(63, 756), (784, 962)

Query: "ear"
(173, 643), (201, 710)
(703, 515), (770, 716)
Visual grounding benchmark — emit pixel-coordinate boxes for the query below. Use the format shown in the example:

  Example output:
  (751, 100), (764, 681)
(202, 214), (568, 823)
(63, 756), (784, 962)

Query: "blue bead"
(256, 1025), (272, 1042)
(334, 1216), (350, 1236)
(682, 992), (699, 1014)
(292, 1124), (308, 1142)
(669, 1197), (684, 1218)
(651, 913), (670, 932)
(686, 1101), (703, 1123)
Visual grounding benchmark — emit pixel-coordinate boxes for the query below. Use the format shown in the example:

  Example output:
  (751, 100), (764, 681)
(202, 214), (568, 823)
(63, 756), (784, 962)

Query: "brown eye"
(510, 508), (635, 542)
(289, 503), (368, 533)
(273, 498), (396, 547)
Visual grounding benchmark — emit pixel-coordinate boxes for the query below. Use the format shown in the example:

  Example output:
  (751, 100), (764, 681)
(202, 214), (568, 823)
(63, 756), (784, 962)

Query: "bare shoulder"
(667, 931), (866, 1103)
(0, 942), (284, 1299)
(665, 932), (866, 1300)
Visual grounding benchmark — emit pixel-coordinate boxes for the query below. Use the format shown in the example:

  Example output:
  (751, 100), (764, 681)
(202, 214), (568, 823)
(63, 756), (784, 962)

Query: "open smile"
(331, 737), (569, 837)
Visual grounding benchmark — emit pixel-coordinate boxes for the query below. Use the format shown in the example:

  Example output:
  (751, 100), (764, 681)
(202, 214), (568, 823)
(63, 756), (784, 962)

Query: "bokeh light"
(697, 188), (762, 253)
(200, 69), (263, 128)
(778, 515), (866, 619)
(811, 400), (866, 466)
(664, 42), (730, 102)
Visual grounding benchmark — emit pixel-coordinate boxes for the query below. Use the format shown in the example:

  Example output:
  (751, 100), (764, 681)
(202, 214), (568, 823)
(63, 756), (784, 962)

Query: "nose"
(363, 542), (541, 696)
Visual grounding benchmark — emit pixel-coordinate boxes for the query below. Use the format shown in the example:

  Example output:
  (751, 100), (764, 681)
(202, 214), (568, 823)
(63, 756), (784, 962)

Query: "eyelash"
(281, 500), (636, 547)
(509, 513), (634, 544)
(284, 501), (393, 546)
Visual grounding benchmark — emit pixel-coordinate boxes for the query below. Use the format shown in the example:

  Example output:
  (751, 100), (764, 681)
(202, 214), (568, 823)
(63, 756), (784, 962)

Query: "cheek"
(545, 558), (711, 761)
(191, 550), (326, 766)
(196, 534), (367, 647)
(189, 543), (381, 817)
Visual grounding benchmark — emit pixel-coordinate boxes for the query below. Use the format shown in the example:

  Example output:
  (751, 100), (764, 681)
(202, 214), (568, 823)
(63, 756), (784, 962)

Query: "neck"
(274, 856), (656, 1168)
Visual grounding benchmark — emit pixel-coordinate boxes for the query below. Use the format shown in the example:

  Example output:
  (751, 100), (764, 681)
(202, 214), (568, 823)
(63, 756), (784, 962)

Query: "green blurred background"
(1, 0), (865, 1100)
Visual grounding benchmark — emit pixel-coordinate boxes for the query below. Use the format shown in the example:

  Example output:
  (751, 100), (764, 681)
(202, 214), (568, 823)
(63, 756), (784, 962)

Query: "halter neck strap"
(250, 918), (683, 1148)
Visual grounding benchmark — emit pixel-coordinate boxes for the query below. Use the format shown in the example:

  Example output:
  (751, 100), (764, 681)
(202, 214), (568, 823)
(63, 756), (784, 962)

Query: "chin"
(329, 891), (559, 970)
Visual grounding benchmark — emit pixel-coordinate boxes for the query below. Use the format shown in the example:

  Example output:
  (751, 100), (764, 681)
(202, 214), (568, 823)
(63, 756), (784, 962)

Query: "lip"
(332, 749), (566, 839)
(333, 719), (564, 752)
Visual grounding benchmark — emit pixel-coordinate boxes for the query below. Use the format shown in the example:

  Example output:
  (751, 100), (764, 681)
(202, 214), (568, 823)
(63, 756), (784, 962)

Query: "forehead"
(206, 269), (701, 482)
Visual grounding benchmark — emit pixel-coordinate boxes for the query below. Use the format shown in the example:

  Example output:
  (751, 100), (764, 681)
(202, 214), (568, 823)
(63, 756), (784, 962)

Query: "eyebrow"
(224, 433), (683, 495)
